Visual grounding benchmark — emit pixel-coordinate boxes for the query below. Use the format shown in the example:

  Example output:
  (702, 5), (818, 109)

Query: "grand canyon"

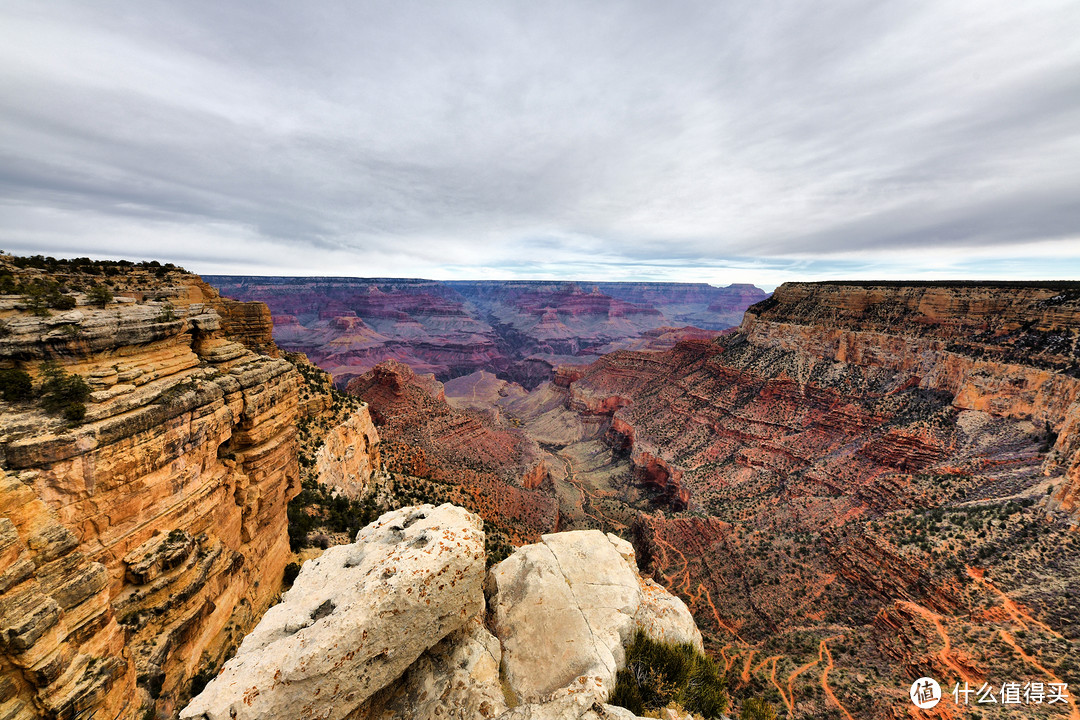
(2, 254), (1079, 720)
(205, 276), (766, 388)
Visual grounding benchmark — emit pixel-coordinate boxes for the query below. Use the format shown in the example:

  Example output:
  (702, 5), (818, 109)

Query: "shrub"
(40, 362), (91, 423)
(608, 629), (728, 718)
(740, 697), (778, 720)
(0, 368), (34, 401)
(0, 271), (17, 294)
(18, 278), (76, 314)
(87, 284), (113, 308)
(52, 294), (76, 310)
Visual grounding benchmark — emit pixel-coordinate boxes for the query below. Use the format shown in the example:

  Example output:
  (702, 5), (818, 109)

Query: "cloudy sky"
(1, 1), (1078, 289)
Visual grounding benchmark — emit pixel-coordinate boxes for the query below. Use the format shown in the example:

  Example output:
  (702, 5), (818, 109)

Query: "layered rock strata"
(347, 361), (558, 545)
(181, 504), (702, 720)
(205, 276), (765, 386)
(516, 281), (1080, 718)
(0, 265), (300, 720)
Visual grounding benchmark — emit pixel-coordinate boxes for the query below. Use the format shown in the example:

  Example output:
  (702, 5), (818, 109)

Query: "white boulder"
(180, 504), (486, 720)
(486, 530), (702, 705)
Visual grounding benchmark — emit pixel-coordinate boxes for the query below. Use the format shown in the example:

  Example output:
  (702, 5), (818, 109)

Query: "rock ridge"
(0, 259), (301, 720)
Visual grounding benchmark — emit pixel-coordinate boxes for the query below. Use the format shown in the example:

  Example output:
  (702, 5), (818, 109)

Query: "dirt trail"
(898, 600), (976, 684)
(652, 534), (692, 594)
(720, 644), (736, 674)
(754, 653), (780, 676)
(967, 567), (1063, 639)
(997, 629), (1080, 720)
(557, 453), (621, 529)
(787, 655), (819, 713)
(699, 584), (744, 642)
(740, 649), (757, 685)
(819, 638), (855, 720)
(769, 656), (794, 717)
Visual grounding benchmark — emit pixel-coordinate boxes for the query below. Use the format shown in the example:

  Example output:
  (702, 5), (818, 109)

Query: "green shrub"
(52, 294), (76, 310)
(0, 271), (17, 294)
(17, 278), (75, 315)
(608, 629), (728, 718)
(0, 368), (34, 401)
(87, 284), (113, 308)
(40, 362), (91, 423)
(287, 478), (381, 551)
(740, 697), (778, 720)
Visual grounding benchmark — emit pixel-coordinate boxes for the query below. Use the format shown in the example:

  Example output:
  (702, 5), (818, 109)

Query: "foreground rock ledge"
(181, 505), (703, 720)
(180, 504), (485, 720)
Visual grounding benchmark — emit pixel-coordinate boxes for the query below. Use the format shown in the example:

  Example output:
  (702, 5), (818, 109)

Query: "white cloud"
(1, 0), (1078, 286)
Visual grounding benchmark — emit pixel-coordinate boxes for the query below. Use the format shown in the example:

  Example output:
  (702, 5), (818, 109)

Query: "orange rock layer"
(0, 266), (299, 720)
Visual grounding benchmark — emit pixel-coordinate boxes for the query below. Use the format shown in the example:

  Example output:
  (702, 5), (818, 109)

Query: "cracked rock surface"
(486, 530), (702, 705)
(181, 509), (699, 720)
(180, 504), (485, 720)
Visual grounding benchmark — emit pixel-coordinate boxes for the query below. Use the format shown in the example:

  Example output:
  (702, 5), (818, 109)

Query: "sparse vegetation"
(5, 253), (179, 274)
(87, 283), (114, 308)
(740, 697), (778, 720)
(157, 303), (179, 322)
(0, 367), (34, 402)
(287, 478), (380, 551)
(608, 629), (729, 719)
(40, 361), (91, 423)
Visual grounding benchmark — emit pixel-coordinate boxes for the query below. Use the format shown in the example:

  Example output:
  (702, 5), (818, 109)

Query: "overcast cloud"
(1, 0), (1078, 289)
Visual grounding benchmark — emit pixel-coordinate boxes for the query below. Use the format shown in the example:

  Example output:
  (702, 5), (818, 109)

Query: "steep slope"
(0, 257), (300, 720)
(345, 361), (558, 548)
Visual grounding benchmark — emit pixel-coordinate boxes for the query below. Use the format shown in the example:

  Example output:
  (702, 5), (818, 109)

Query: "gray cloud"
(1, 0), (1078, 286)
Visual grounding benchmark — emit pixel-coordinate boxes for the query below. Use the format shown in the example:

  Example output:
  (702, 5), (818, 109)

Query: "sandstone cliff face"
(181, 504), (702, 720)
(0, 264), (300, 720)
(744, 282), (1080, 518)
(314, 406), (381, 498)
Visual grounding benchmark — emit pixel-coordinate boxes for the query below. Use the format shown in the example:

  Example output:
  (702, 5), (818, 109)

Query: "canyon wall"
(507, 280), (1080, 718)
(743, 282), (1080, 514)
(205, 276), (766, 386)
(0, 262), (300, 720)
(346, 361), (558, 545)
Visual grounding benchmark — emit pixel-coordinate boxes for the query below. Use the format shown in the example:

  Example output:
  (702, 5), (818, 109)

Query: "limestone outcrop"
(487, 531), (701, 704)
(181, 505), (702, 720)
(181, 504), (486, 720)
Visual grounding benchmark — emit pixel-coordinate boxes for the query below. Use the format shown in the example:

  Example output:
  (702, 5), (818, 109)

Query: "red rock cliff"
(0, 261), (299, 720)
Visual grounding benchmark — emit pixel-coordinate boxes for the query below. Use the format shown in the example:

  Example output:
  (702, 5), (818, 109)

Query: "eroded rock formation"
(430, 281), (1080, 718)
(347, 361), (558, 545)
(0, 261), (300, 720)
(205, 277), (765, 387)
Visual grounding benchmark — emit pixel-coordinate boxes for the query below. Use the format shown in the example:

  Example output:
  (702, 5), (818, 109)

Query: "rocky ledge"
(181, 504), (703, 720)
